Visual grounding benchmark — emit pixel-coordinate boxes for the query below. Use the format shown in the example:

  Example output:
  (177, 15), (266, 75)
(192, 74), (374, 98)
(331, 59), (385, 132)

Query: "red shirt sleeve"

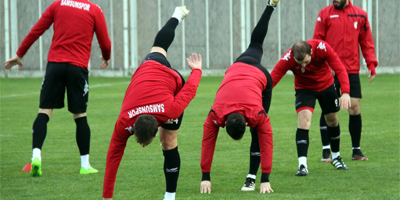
(200, 113), (220, 173)
(103, 126), (131, 198)
(256, 115), (273, 174)
(16, 2), (55, 57)
(324, 42), (350, 94)
(358, 15), (378, 75)
(169, 69), (202, 119)
(270, 50), (292, 88)
(93, 6), (111, 61)
(313, 9), (326, 41)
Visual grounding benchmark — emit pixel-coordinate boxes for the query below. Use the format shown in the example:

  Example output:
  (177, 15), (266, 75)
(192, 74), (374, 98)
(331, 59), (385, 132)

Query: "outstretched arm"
(169, 53), (202, 118)
(200, 115), (219, 194)
(103, 129), (131, 199)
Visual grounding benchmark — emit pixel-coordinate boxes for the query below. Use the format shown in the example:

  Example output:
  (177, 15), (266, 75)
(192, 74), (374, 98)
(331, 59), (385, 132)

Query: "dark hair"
(292, 41), (311, 61)
(134, 114), (158, 144)
(226, 113), (246, 140)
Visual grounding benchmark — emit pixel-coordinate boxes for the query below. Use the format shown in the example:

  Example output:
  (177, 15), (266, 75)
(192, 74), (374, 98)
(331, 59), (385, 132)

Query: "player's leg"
(294, 89), (316, 176)
(160, 113), (184, 200)
(324, 113), (348, 170)
(319, 76), (341, 162)
(66, 64), (97, 174)
(319, 114), (331, 162)
(235, 2), (276, 64)
(31, 62), (67, 176)
(241, 128), (260, 191)
(237, 1), (276, 185)
(319, 85), (348, 170)
(149, 6), (189, 57)
(347, 74), (367, 160)
(31, 108), (53, 177)
(295, 110), (312, 176)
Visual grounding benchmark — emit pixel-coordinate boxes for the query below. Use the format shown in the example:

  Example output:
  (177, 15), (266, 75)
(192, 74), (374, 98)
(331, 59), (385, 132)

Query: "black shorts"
(161, 113), (184, 130)
(142, 52), (185, 130)
(295, 85), (340, 115)
(40, 62), (89, 114)
(334, 74), (362, 98)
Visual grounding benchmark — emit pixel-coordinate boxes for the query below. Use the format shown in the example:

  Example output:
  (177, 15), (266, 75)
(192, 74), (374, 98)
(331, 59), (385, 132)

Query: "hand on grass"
(260, 182), (274, 193)
(200, 180), (211, 194)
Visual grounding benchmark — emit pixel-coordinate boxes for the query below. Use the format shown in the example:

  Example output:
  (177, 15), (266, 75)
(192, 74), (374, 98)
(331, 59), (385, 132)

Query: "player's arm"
(16, 2), (55, 58)
(324, 43), (351, 110)
(358, 15), (378, 82)
(270, 50), (292, 88)
(5, 2), (55, 70)
(313, 9), (326, 40)
(200, 114), (219, 194)
(324, 42), (350, 93)
(93, 5), (112, 69)
(103, 130), (131, 198)
(169, 54), (202, 118)
(256, 116), (274, 193)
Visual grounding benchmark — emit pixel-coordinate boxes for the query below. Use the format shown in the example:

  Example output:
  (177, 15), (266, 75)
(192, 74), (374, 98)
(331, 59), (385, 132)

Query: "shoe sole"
(321, 158), (332, 162)
(241, 188), (255, 191)
(80, 168), (99, 175)
(80, 171), (98, 174)
(352, 157), (369, 161)
(295, 173), (308, 176)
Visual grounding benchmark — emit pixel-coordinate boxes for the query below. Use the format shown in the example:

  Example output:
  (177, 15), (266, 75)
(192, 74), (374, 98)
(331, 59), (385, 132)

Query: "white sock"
(32, 148), (41, 162)
(323, 145), (331, 149)
(298, 156), (307, 168)
(172, 7), (185, 22)
(246, 174), (256, 180)
(332, 152), (340, 160)
(81, 154), (90, 169)
(352, 147), (361, 150)
(164, 192), (175, 200)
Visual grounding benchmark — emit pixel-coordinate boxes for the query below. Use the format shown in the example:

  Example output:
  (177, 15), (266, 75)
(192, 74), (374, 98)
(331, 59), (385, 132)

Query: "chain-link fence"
(1, 0), (399, 77)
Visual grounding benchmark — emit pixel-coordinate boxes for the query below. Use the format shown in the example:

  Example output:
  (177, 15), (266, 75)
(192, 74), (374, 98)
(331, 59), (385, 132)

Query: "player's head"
(134, 114), (158, 147)
(226, 113), (246, 140)
(292, 41), (312, 67)
(333, 0), (347, 9)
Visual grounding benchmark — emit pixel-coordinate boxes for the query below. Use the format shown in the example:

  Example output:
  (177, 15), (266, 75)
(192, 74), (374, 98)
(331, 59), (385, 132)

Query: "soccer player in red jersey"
(271, 39), (351, 176)
(200, 0), (280, 194)
(313, 0), (377, 161)
(102, 6), (202, 200)
(4, 0), (111, 176)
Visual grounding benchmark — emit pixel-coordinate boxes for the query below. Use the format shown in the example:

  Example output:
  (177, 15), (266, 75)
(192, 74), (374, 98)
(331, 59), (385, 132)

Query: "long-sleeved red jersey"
(103, 60), (202, 198)
(313, 0), (378, 75)
(16, 0), (111, 69)
(271, 39), (350, 94)
(201, 63), (273, 176)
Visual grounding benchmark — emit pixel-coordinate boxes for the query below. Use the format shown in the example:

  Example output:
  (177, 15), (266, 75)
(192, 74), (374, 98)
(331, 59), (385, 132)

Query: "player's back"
(214, 63), (266, 106)
(121, 60), (182, 113)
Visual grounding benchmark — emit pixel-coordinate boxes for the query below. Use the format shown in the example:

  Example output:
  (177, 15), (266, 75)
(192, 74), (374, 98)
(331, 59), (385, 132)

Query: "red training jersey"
(313, 0), (378, 75)
(201, 63), (273, 175)
(103, 60), (202, 198)
(271, 39), (350, 94)
(16, 0), (111, 69)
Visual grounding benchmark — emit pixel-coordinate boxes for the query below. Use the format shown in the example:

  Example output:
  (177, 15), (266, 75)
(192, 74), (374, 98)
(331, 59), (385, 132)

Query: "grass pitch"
(1, 75), (399, 200)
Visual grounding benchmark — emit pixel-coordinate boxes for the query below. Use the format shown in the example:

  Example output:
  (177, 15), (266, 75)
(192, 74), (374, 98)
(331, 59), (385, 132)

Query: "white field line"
(0, 82), (130, 99)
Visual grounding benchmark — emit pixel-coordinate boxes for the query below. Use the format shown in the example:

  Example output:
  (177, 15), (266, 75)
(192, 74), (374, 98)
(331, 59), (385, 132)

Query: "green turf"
(1, 75), (399, 200)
